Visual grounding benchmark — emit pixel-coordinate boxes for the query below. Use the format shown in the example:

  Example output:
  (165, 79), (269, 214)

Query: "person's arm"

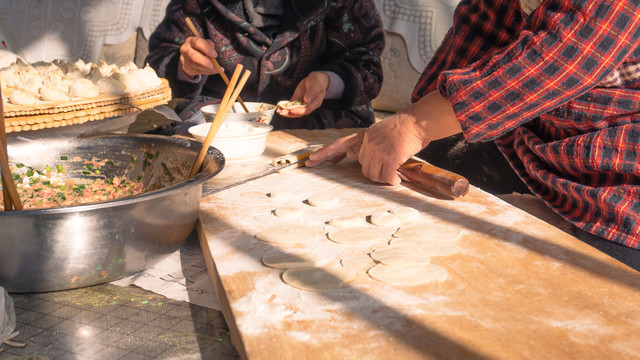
(431, 0), (640, 142)
(307, 91), (461, 185)
(145, 0), (208, 98)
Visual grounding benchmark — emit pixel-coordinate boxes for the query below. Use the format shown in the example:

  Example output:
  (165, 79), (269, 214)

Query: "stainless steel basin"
(0, 133), (224, 292)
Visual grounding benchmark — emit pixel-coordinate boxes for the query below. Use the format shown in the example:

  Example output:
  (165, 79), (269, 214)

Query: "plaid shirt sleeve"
(413, 0), (640, 248)
(419, 0), (640, 142)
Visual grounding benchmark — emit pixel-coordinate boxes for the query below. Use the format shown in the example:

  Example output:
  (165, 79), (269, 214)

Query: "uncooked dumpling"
(40, 84), (71, 101)
(368, 263), (448, 286)
(69, 78), (99, 98)
(282, 266), (355, 292)
(97, 76), (126, 95)
(255, 224), (317, 243)
(9, 88), (39, 105)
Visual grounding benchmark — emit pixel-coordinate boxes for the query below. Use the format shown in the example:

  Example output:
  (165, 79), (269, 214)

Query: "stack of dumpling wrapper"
(0, 59), (171, 133)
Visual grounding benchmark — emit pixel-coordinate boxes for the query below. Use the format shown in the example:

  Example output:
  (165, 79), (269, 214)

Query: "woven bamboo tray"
(3, 78), (172, 133)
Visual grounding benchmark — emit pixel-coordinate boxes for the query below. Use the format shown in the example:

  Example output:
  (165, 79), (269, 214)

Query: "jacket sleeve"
(145, 0), (207, 99)
(319, 0), (385, 110)
(414, 0), (640, 142)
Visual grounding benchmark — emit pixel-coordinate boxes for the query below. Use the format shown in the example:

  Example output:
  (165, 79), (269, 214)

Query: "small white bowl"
(200, 102), (276, 124)
(188, 120), (273, 160)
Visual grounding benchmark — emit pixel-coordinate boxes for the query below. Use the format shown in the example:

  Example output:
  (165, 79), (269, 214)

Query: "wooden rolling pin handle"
(398, 161), (470, 197)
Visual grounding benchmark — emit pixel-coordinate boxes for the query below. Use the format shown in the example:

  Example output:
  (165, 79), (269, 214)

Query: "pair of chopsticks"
(184, 17), (249, 113)
(188, 64), (251, 178)
(0, 81), (22, 211)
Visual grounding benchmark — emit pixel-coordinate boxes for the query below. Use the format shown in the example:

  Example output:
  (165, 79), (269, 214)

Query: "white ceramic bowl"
(200, 102), (276, 124)
(188, 120), (273, 160)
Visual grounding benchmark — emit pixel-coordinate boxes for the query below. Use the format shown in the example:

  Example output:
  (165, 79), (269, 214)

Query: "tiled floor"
(1, 284), (239, 359)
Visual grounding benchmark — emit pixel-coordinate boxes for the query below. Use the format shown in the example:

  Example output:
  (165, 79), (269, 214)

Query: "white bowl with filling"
(188, 120), (273, 160)
(200, 102), (276, 124)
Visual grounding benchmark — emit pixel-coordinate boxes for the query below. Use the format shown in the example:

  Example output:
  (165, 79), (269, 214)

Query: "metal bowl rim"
(0, 133), (224, 216)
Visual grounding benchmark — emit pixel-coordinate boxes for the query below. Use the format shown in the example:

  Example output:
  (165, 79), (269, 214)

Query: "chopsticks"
(184, 17), (250, 113)
(188, 64), (251, 178)
(0, 80), (22, 211)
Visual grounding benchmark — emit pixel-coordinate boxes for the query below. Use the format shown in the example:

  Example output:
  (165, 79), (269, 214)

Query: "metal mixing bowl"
(0, 133), (224, 292)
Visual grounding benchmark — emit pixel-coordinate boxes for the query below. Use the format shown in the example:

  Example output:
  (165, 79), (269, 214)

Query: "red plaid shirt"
(414, 0), (640, 248)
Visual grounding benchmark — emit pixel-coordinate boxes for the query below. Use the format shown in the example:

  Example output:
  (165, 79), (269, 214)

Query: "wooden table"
(198, 129), (640, 360)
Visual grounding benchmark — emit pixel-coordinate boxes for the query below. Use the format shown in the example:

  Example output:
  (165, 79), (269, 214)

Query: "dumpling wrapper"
(255, 224), (317, 244)
(262, 253), (320, 269)
(368, 263), (448, 286)
(282, 266), (355, 292)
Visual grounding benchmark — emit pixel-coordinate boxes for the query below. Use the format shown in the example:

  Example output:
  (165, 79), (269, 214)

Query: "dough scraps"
(390, 207), (420, 223)
(340, 255), (378, 275)
(262, 253), (320, 269)
(307, 195), (340, 208)
(282, 266), (355, 292)
(369, 244), (429, 266)
(273, 207), (301, 220)
(255, 224), (317, 243)
(390, 238), (460, 257)
(369, 211), (402, 228)
(327, 227), (394, 244)
(393, 223), (460, 241)
(368, 263), (448, 286)
(328, 216), (367, 228)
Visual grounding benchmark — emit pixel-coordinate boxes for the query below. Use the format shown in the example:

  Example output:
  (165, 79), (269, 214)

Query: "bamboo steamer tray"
(3, 78), (172, 133)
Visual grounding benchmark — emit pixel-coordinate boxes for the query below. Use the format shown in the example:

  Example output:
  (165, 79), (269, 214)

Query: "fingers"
(179, 37), (219, 78)
(305, 132), (364, 167)
(277, 73), (328, 118)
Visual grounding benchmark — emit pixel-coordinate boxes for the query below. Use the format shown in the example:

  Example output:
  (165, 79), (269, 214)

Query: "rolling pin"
(397, 160), (470, 197)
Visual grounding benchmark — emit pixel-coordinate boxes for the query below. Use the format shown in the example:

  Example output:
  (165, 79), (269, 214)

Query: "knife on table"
(201, 145), (322, 196)
(202, 146), (470, 198)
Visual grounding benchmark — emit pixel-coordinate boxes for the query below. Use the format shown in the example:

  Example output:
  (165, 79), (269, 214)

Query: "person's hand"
(179, 37), (219, 78)
(306, 130), (366, 166)
(307, 91), (462, 185)
(277, 72), (330, 118)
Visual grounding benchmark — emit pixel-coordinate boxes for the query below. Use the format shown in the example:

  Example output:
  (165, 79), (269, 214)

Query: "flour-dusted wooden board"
(198, 130), (640, 360)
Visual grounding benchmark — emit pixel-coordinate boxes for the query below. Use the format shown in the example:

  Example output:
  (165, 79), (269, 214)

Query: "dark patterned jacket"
(146, 0), (384, 130)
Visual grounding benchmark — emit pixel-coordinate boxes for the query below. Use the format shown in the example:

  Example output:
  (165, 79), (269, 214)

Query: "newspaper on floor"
(111, 232), (220, 310)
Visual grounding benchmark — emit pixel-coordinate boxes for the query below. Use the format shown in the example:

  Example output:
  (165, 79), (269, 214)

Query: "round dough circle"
(328, 216), (367, 229)
(273, 207), (301, 220)
(269, 191), (294, 199)
(369, 211), (401, 227)
(369, 244), (429, 266)
(262, 253), (320, 269)
(390, 207), (420, 223)
(255, 224), (317, 243)
(307, 195), (340, 208)
(282, 266), (355, 292)
(390, 238), (460, 257)
(327, 227), (394, 244)
(340, 255), (378, 275)
(368, 263), (448, 285)
(393, 223), (460, 241)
